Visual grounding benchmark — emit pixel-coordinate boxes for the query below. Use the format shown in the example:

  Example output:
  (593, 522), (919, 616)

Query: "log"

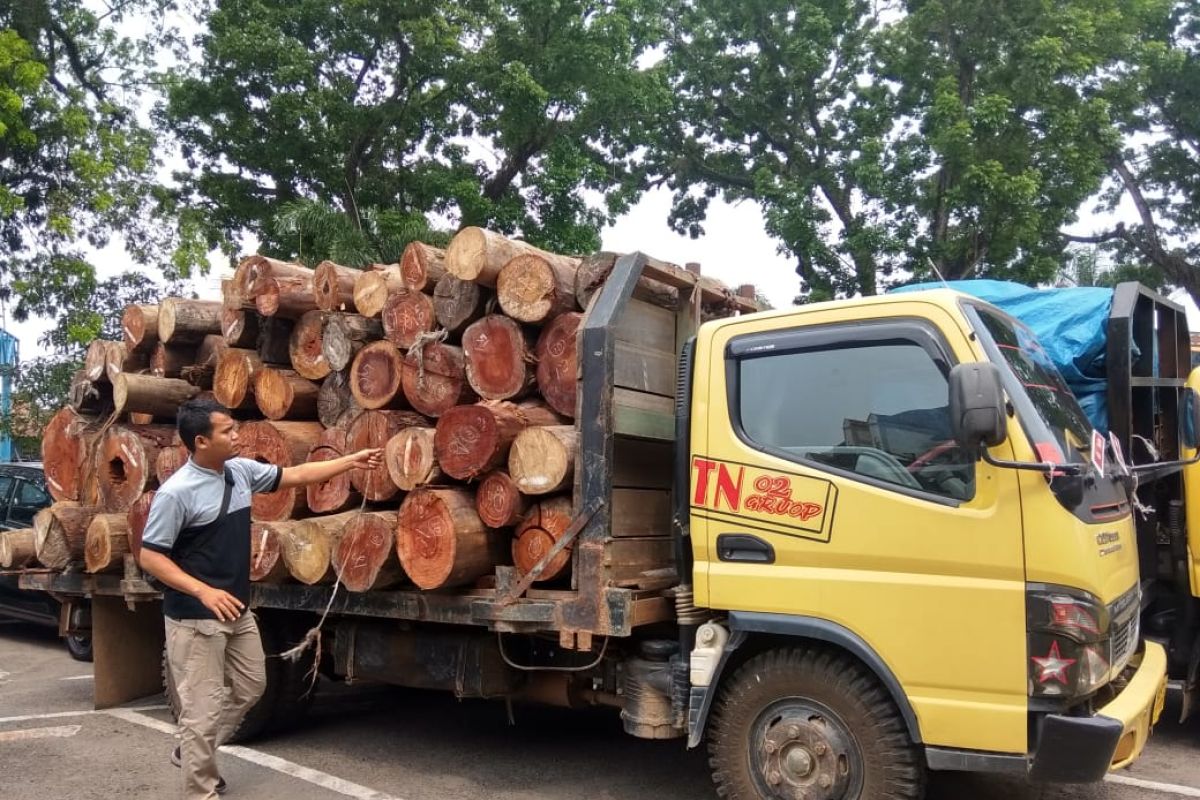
(433, 400), (562, 480)
(305, 427), (360, 514)
(313, 260), (362, 312)
(159, 298), (224, 344)
(346, 409), (427, 501)
(155, 443), (189, 485)
(461, 315), (535, 400)
(258, 315), (295, 365)
(332, 510), (403, 591)
(432, 274), (487, 335)
(496, 252), (580, 323)
(349, 340), (408, 410)
(222, 308), (260, 348)
(237, 420), (324, 521)
(95, 424), (176, 512)
(475, 471), (529, 529)
(212, 348), (263, 410)
(322, 313), (384, 372)
(0, 528), (36, 568)
(535, 311), (581, 418)
(352, 264), (404, 319)
(384, 427), (443, 491)
(84, 513), (130, 574)
(43, 407), (93, 502)
(34, 502), (101, 570)
(250, 522), (290, 583)
(151, 342), (195, 379)
(122, 304), (160, 353)
(574, 252), (679, 311)
(253, 367), (320, 420)
(239, 255), (312, 301)
(126, 490), (155, 564)
(69, 371), (113, 416)
(445, 227), (571, 288)
(381, 290), (436, 349)
(396, 488), (496, 589)
(318, 370), (360, 428)
(512, 496), (574, 582)
(106, 341), (151, 384)
(277, 511), (360, 584)
(399, 242), (448, 292)
(84, 340), (117, 382)
(288, 310), (330, 380)
(113, 373), (201, 419)
(401, 341), (474, 418)
(508, 426), (577, 495)
(222, 278), (245, 311)
(256, 274), (319, 318)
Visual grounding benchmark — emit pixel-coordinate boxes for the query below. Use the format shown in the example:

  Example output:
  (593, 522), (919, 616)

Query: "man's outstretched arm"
(277, 448), (383, 490)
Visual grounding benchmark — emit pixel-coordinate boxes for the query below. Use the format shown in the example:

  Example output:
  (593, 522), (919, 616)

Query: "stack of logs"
(1, 229), (754, 597)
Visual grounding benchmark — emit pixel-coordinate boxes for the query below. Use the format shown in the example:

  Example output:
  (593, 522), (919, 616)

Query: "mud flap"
(93, 596), (164, 709)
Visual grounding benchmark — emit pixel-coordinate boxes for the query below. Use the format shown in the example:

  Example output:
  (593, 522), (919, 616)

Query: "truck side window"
(735, 339), (975, 501)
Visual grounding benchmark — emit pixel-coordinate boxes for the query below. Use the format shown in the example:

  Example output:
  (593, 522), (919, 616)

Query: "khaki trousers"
(166, 612), (267, 800)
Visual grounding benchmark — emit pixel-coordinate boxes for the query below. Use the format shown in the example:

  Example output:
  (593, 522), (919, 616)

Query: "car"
(0, 462), (93, 661)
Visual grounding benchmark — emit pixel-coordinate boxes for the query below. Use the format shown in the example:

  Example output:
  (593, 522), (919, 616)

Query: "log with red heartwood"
(445, 227), (574, 289)
(512, 495), (574, 582)
(432, 274), (487, 336)
(381, 289), (435, 349)
(475, 470), (529, 529)
(253, 367), (320, 420)
(508, 425), (578, 496)
(352, 264), (403, 319)
(399, 242), (447, 293)
(313, 260), (362, 312)
(322, 313), (383, 372)
(94, 424), (176, 512)
(236, 420), (324, 521)
(34, 502), (102, 570)
(84, 513), (131, 574)
(250, 522), (289, 583)
(461, 315), (535, 401)
(255, 273), (319, 319)
(222, 308), (260, 349)
(0, 528), (36, 569)
(349, 340), (408, 410)
(212, 348), (264, 410)
(318, 370), (359, 428)
(331, 510), (403, 591)
(276, 511), (360, 585)
(401, 340), (474, 418)
(345, 409), (426, 502)
(43, 407), (93, 502)
(159, 298), (224, 344)
(305, 426), (360, 514)
(126, 490), (154, 563)
(122, 304), (160, 353)
(534, 311), (581, 418)
(112, 374), (201, 419)
(384, 427), (442, 491)
(495, 252), (581, 323)
(433, 400), (561, 480)
(288, 310), (330, 380)
(237, 256), (312, 303)
(155, 443), (189, 485)
(396, 488), (497, 590)
(573, 251), (679, 311)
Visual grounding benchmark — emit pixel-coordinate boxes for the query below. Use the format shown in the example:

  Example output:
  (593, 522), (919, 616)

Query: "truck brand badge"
(690, 457), (837, 541)
(1096, 530), (1122, 556)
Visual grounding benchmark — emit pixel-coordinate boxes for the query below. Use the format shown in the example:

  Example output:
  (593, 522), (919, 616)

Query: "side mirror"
(1184, 388), (1200, 450)
(949, 362), (1008, 456)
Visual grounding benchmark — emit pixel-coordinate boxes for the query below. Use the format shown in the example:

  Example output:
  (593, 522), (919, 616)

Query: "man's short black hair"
(177, 397), (232, 453)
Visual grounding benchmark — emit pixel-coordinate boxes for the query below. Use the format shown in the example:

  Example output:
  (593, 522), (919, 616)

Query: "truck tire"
(65, 633), (93, 662)
(707, 647), (924, 800)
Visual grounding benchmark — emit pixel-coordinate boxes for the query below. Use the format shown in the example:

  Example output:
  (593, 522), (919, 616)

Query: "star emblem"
(1032, 640), (1077, 685)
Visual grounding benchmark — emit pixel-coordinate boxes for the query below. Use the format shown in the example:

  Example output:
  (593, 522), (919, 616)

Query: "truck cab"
(685, 289), (1168, 797)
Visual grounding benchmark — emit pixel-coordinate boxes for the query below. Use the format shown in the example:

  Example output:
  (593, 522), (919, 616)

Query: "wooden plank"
(614, 299), (676, 353)
(92, 596), (164, 709)
(613, 437), (673, 488)
(605, 537), (675, 585)
(614, 388), (675, 440)
(612, 488), (671, 537)
(614, 342), (675, 396)
(630, 595), (675, 627)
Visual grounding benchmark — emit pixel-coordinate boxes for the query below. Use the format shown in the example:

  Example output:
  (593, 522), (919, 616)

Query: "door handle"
(716, 534), (775, 564)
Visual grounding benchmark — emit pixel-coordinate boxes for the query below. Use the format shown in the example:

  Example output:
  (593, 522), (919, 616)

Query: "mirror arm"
(980, 449), (1086, 475)
(1129, 452), (1200, 482)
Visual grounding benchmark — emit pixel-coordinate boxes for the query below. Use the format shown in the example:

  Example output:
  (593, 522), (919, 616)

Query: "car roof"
(0, 462), (45, 478)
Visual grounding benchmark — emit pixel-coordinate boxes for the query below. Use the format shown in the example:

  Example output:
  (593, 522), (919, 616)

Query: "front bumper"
(1029, 640), (1167, 782)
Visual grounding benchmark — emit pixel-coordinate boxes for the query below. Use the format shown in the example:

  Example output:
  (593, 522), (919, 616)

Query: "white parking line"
(106, 708), (407, 800)
(0, 704), (168, 726)
(0, 724), (82, 742)
(59, 674), (93, 681)
(1107, 774), (1200, 797)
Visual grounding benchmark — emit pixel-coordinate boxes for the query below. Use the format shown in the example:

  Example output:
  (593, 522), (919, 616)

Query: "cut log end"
(350, 341), (406, 411)
(382, 290), (435, 349)
(475, 471), (529, 529)
(288, 310), (331, 381)
(508, 426), (577, 496)
(250, 523), (289, 583)
(396, 488), (493, 590)
(461, 315), (533, 400)
(535, 312), (581, 418)
(305, 427), (357, 514)
(333, 512), (402, 592)
(512, 497), (574, 582)
(385, 427), (441, 491)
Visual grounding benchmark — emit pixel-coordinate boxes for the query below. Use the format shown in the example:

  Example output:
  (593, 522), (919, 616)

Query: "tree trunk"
(0, 528), (36, 568)
(95, 424), (176, 512)
(433, 400), (562, 480)
(574, 252), (679, 311)
(401, 341), (474, 418)
(69, 371), (113, 416)
(496, 252), (580, 323)
(288, 310), (331, 380)
(512, 496), (574, 582)
(313, 260), (362, 312)
(381, 290), (436, 349)
(84, 513), (131, 574)
(253, 367), (320, 420)
(508, 425), (577, 495)
(350, 340), (408, 410)
(461, 315), (535, 400)
(237, 420), (324, 521)
(277, 510), (361, 584)
(322, 313), (383, 372)
(475, 470), (529, 529)
(126, 490), (155, 564)
(256, 274), (319, 318)
(352, 264), (404, 319)
(318, 370), (360, 428)
(122, 304), (160, 353)
(113, 374), (201, 419)
(155, 443), (189, 485)
(346, 409), (426, 501)
(34, 502), (102, 570)
(385, 427), (442, 491)
(250, 522), (290, 583)
(222, 308), (260, 349)
(433, 274), (487, 336)
(446, 227), (573, 288)
(535, 311), (581, 418)
(85, 340), (117, 382)
(258, 315), (295, 365)
(236, 255), (310, 301)
(159, 298), (224, 344)
(43, 407), (94, 502)
(305, 426), (360, 514)
(400, 242), (448, 292)
(396, 488), (496, 589)
(332, 511), (403, 591)
(212, 348), (263, 410)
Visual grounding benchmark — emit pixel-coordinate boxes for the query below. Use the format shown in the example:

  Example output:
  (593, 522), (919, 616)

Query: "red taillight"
(1049, 598), (1101, 635)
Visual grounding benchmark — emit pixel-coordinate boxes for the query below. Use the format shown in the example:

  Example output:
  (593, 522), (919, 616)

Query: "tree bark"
(346, 409), (427, 501)
(69, 371), (113, 416)
(0, 528), (36, 568)
(305, 426), (360, 514)
(399, 242), (448, 292)
(113, 374), (201, 419)
(34, 502), (102, 570)
(535, 311), (581, 418)
(475, 470), (529, 529)
(222, 308), (260, 349)
(85, 340), (117, 382)
(126, 490), (155, 564)
(496, 252), (580, 323)
(288, 310), (331, 380)
(350, 340), (408, 410)
(253, 367), (320, 420)
(237, 420), (325, 521)
(352, 264), (405, 319)
(401, 341), (475, 418)
(574, 252), (679, 311)
(255, 274), (319, 319)
(381, 290), (436, 349)
(95, 424), (176, 512)
(512, 496), (574, 582)
(461, 315), (535, 400)
(122, 304), (160, 353)
(84, 513), (131, 574)
(332, 510), (403, 591)
(104, 341), (151, 384)
(250, 522), (290, 583)
(258, 315), (295, 365)
(322, 313), (383, 372)
(155, 443), (189, 485)
(158, 298), (224, 344)
(384, 427), (442, 491)
(446, 227), (573, 288)
(396, 488), (497, 589)
(274, 512), (356, 585)
(43, 407), (94, 502)
(508, 425), (577, 495)
(313, 260), (362, 312)
(433, 274), (487, 336)
(433, 400), (562, 480)
(236, 255), (310, 301)
(318, 370), (360, 428)
(212, 348), (263, 410)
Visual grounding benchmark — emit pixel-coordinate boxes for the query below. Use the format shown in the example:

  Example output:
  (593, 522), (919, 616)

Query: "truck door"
(693, 301), (1029, 754)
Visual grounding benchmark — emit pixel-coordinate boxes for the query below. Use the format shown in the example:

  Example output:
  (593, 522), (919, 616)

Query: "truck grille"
(1108, 588), (1140, 674)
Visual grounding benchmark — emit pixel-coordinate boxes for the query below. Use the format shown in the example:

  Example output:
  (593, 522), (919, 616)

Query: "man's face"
(196, 412), (239, 462)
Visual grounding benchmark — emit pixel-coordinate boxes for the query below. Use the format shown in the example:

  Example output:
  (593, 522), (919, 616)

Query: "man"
(138, 397), (382, 800)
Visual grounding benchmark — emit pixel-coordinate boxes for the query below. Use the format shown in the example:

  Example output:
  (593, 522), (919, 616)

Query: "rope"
(404, 328), (448, 390)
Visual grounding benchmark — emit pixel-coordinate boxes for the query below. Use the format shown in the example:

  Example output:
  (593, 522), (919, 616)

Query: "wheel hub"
(757, 712), (853, 799)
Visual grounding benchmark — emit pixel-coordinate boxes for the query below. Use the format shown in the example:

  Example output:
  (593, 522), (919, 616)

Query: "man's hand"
(197, 585), (245, 622)
(347, 448), (384, 471)
(278, 447), (385, 489)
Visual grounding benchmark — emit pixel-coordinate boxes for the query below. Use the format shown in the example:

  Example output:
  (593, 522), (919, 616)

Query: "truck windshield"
(967, 304), (1095, 464)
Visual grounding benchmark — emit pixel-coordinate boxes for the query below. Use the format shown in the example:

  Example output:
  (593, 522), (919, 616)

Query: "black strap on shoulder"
(218, 469), (235, 523)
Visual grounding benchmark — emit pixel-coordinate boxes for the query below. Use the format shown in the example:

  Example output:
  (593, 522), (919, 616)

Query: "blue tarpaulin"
(890, 280), (1117, 432)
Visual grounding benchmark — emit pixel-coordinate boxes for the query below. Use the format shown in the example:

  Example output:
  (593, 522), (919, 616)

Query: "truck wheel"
(65, 633), (93, 662)
(707, 648), (924, 800)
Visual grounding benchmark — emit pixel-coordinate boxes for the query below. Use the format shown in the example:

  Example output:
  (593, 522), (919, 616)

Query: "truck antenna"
(926, 257), (952, 290)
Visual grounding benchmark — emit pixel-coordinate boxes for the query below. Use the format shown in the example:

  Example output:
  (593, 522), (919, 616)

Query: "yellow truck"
(19, 254), (1171, 799)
